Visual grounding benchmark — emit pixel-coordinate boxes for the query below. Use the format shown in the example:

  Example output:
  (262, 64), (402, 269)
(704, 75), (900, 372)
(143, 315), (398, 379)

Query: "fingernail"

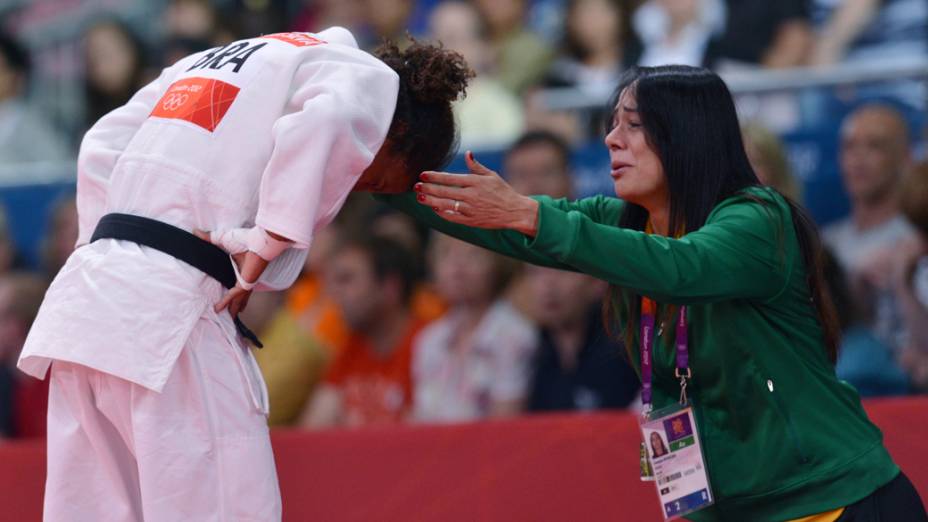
(414, 183), (423, 192)
(432, 207), (439, 212)
(420, 172), (430, 181)
(417, 194), (426, 202)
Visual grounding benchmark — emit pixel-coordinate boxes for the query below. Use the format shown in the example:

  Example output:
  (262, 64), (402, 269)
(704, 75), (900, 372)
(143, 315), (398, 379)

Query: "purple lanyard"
(640, 304), (690, 409)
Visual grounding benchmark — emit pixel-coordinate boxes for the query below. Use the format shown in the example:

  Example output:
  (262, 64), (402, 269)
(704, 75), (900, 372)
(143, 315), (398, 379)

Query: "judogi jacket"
(19, 27), (399, 391)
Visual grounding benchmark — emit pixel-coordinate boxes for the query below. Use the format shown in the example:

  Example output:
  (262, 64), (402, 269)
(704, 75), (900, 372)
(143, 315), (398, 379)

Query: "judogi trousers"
(44, 316), (281, 522)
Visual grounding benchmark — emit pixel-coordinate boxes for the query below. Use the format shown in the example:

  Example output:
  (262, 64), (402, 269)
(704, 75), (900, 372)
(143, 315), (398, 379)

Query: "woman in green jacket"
(381, 65), (927, 521)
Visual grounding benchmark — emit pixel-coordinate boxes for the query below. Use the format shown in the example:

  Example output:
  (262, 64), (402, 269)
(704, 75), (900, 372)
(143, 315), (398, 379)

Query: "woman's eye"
(628, 122), (642, 129)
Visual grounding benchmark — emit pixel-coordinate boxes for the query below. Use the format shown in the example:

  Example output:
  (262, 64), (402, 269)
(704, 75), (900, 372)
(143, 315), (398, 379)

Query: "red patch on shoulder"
(150, 77), (240, 132)
(261, 32), (326, 47)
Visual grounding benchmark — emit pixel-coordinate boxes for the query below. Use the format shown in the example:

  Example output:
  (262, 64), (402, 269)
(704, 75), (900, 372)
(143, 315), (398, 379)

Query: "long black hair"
(603, 65), (840, 363)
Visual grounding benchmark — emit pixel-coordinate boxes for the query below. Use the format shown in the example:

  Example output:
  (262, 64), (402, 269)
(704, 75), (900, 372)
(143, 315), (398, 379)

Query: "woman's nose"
(604, 127), (625, 150)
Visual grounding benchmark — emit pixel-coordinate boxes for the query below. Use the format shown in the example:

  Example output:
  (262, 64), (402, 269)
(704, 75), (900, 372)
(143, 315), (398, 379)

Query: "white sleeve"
(75, 65), (177, 247)
(254, 246), (308, 291)
(254, 57), (400, 248)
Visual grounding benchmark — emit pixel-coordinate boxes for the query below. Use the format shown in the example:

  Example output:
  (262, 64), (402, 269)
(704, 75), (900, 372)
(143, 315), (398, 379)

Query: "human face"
(365, 0), (413, 36)
(604, 88), (668, 210)
(505, 143), (572, 198)
(569, 0), (621, 57)
(86, 24), (138, 94)
(473, 0), (525, 34)
(650, 431), (665, 455)
(429, 1), (486, 70)
(840, 108), (909, 206)
(353, 140), (412, 193)
(432, 235), (498, 307)
(325, 247), (382, 331)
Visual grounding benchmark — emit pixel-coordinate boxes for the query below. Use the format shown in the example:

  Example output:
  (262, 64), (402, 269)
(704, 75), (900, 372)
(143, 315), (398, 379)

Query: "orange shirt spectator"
(300, 235), (427, 429)
(287, 275), (446, 358)
(322, 320), (425, 427)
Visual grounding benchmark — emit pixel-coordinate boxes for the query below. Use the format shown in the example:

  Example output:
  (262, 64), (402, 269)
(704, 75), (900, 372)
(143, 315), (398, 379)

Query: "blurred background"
(0, 0), (926, 440)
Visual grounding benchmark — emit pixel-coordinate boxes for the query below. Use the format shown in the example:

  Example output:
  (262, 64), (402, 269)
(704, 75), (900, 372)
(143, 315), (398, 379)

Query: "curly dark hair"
(375, 38), (474, 188)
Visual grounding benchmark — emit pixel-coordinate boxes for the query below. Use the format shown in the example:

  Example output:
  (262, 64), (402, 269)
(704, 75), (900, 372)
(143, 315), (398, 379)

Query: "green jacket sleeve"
(528, 190), (792, 304)
(376, 190), (790, 305)
(374, 192), (613, 270)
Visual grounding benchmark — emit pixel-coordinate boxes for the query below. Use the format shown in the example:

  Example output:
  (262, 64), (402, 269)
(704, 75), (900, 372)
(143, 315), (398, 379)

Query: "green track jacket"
(379, 186), (899, 521)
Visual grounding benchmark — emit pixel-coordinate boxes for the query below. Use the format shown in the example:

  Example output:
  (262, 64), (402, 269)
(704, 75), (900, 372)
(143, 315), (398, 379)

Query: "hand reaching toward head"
(414, 151), (540, 236)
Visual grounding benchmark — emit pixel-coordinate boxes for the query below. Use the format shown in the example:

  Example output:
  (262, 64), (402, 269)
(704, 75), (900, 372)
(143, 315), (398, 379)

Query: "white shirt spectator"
(823, 215), (914, 274)
(413, 300), (538, 423)
(634, 0), (726, 67)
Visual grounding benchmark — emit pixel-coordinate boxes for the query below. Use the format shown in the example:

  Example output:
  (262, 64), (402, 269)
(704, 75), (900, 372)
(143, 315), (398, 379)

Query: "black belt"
(91, 213), (263, 348)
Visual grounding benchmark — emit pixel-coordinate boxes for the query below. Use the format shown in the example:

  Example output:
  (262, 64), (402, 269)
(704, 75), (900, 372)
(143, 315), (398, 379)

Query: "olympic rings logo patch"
(161, 92), (190, 111)
(150, 77), (240, 132)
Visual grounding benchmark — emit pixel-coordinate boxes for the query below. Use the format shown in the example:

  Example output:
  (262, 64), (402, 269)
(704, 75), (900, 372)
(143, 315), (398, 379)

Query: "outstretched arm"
(410, 154), (791, 305)
(377, 152), (625, 270)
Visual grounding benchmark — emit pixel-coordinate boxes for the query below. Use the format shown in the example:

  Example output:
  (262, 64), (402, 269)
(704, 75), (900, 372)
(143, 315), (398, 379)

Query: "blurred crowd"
(0, 0), (926, 438)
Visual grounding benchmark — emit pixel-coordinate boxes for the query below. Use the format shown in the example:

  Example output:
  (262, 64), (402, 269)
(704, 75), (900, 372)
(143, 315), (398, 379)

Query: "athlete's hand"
(194, 229), (267, 315)
(215, 285), (252, 316)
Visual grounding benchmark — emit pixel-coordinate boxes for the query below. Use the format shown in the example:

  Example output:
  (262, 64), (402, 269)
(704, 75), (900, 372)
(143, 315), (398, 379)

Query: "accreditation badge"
(638, 401), (713, 520)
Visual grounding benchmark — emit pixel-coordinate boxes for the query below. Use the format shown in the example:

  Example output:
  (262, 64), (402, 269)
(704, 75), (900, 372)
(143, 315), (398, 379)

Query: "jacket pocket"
(765, 378), (810, 465)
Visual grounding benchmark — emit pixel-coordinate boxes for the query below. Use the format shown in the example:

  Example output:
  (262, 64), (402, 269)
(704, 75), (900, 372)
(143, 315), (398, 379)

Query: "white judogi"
(19, 27), (398, 521)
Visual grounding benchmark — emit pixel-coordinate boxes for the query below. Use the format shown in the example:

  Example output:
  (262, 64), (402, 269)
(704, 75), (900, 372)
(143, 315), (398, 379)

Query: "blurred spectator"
(83, 20), (148, 130)
(300, 235), (423, 428)
(534, 0), (628, 141)
(367, 204), (449, 317)
(630, 0), (725, 67)
(360, 0), (415, 50)
(546, 0), (627, 100)
(368, 205), (429, 274)
(742, 123), (803, 202)
(521, 89), (586, 146)
(831, 104), (917, 355)
(472, 0), (552, 94)
(824, 104), (914, 274)
(825, 250), (910, 397)
(40, 195), (78, 279)
(429, 1), (524, 150)
(0, 207), (20, 276)
(498, 130), (640, 411)
(810, 0), (927, 66)
(0, 32), (70, 165)
(706, 0), (813, 69)
(260, 202), (446, 426)
(163, 0), (218, 41)
(412, 234), (537, 422)
(291, 0), (367, 34)
(504, 130), (574, 199)
(892, 162), (928, 391)
(525, 266), (639, 411)
(0, 272), (50, 438)
(232, 0), (289, 41)
(501, 130), (573, 316)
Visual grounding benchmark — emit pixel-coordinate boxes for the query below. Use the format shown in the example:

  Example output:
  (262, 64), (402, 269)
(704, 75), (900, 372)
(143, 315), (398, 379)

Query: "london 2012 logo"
(161, 92), (190, 111)
(150, 77), (240, 132)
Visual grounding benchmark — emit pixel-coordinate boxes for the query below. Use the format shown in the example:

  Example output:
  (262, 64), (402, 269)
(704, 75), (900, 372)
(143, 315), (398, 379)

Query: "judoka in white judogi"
(20, 27), (399, 521)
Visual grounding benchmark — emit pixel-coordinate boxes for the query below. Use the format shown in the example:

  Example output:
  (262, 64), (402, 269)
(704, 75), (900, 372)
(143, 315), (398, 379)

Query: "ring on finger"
(454, 200), (461, 213)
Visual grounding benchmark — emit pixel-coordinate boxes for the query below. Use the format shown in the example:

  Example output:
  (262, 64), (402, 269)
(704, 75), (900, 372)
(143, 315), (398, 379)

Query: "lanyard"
(640, 300), (690, 412)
